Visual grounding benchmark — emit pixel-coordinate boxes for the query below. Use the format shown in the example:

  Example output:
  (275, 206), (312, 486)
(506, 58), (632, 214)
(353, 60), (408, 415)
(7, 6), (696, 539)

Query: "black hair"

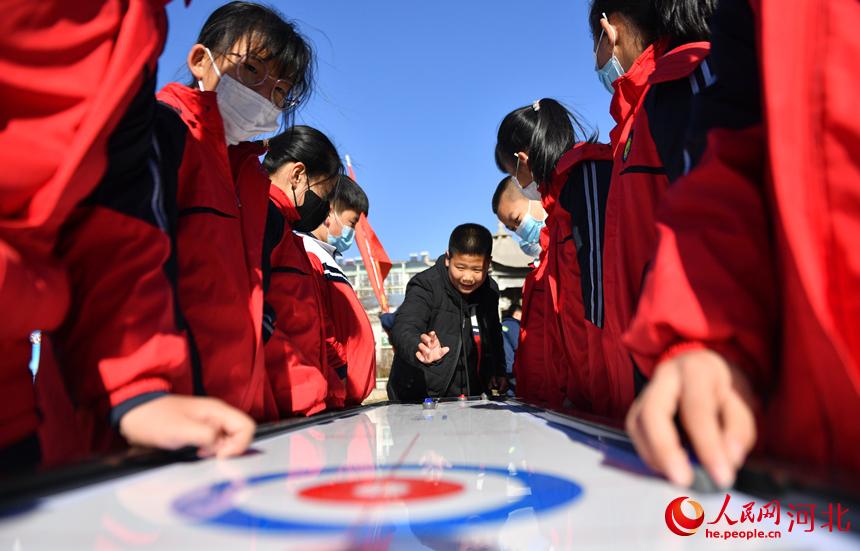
(196, 1), (314, 113)
(588, 0), (716, 46)
(495, 98), (597, 187)
(448, 223), (493, 258)
(262, 125), (342, 185)
(503, 300), (523, 318)
(491, 175), (521, 215)
(331, 174), (370, 216)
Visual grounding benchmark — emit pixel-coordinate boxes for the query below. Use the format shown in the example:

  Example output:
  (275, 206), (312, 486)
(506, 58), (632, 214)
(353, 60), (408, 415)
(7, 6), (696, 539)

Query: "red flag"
(346, 155), (392, 312)
(355, 214), (392, 312)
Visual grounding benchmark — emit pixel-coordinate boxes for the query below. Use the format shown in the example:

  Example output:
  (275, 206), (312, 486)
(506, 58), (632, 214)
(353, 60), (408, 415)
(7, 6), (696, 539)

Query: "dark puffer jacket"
(387, 255), (505, 402)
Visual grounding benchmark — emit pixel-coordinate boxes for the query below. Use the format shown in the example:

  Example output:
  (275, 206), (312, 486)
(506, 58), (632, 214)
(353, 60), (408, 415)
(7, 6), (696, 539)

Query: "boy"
(388, 223), (507, 401)
(298, 175), (377, 406)
(491, 176), (546, 259)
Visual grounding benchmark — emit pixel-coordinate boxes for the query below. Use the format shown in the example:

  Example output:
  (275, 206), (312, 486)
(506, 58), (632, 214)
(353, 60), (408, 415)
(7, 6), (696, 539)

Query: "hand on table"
(119, 395), (255, 459)
(625, 349), (758, 489)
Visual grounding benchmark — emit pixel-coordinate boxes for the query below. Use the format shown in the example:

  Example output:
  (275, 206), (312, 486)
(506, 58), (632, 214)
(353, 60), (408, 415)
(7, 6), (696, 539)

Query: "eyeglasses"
(222, 52), (301, 111)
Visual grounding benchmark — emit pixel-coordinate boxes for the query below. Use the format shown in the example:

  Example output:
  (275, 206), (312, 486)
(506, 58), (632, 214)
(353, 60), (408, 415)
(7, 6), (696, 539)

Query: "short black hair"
(503, 300), (522, 318)
(196, 1), (314, 117)
(331, 174), (369, 216)
(588, 0), (716, 45)
(491, 175), (520, 215)
(263, 125), (342, 187)
(448, 223), (493, 258)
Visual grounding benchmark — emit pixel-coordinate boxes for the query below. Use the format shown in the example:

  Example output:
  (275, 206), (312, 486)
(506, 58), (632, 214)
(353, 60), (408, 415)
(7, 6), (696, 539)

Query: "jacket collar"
(609, 40), (668, 127)
(649, 42), (711, 84)
(268, 183), (301, 224)
(158, 82), (227, 144)
(300, 232), (339, 258)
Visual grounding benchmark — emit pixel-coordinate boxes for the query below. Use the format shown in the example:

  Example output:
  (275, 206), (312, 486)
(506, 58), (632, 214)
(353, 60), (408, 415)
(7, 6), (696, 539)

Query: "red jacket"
(0, 0), (170, 451)
(264, 186), (345, 416)
(625, 0), (860, 473)
(156, 83), (278, 423)
(544, 143), (614, 416)
(602, 40), (711, 419)
(301, 236), (376, 406)
(513, 225), (560, 407)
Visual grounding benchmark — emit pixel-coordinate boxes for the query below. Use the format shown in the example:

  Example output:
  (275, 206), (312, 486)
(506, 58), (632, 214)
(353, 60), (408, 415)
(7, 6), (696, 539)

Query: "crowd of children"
(1, 0), (859, 495)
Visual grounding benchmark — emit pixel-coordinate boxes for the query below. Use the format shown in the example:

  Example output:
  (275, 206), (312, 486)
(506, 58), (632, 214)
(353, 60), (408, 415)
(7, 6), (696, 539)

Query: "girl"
(588, 0), (716, 418)
(495, 99), (615, 417)
(262, 126), (346, 416)
(154, 1), (313, 422)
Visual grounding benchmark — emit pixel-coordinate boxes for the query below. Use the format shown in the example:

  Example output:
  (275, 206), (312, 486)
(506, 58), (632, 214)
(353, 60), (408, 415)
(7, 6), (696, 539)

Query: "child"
(298, 175), (377, 406)
(151, 1), (313, 424)
(587, 0), (715, 417)
(491, 175), (547, 259)
(262, 126), (345, 416)
(388, 224), (507, 401)
(19, 1), (282, 463)
(495, 98), (614, 415)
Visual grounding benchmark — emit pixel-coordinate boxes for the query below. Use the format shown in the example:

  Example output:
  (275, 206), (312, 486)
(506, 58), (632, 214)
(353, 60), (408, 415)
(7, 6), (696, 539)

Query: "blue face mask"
(515, 207), (545, 253)
(594, 12), (625, 94)
(519, 239), (542, 259)
(327, 224), (355, 253)
(596, 56), (625, 94)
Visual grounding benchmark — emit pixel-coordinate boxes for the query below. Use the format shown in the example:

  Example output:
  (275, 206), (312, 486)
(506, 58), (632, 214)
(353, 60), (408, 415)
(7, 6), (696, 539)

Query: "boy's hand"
(416, 331), (450, 364)
(625, 349), (757, 489)
(119, 395), (255, 459)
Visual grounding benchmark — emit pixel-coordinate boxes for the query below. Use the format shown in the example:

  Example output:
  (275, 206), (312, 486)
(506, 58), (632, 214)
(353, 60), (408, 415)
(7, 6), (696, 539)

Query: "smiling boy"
(387, 224), (508, 401)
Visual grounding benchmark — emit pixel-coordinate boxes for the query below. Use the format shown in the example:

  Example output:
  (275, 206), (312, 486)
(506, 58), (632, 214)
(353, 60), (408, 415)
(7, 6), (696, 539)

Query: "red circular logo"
(298, 477), (463, 505)
(665, 496), (705, 536)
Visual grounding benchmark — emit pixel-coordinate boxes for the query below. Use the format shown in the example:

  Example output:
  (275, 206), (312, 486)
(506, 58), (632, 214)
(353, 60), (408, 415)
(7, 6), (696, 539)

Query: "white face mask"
(521, 181), (541, 201)
(512, 154), (542, 201)
(199, 48), (282, 145)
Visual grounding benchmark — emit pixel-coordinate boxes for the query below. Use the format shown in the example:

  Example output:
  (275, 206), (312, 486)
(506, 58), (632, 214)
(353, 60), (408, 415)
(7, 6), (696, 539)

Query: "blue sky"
(158, 0), (616, 261)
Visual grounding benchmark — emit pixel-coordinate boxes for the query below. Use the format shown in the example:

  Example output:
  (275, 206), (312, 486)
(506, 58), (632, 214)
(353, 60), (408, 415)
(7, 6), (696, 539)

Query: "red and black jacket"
(602, 38), (711, 418)
(155, 83), (278, 423)
(263, 186), (345, 416)
(625, 0), (860, 473)
(545, 143), (614, 416)
(301, 235), (377, 406)
(0, 0), (171, 456)
(512, 245), (550, 407)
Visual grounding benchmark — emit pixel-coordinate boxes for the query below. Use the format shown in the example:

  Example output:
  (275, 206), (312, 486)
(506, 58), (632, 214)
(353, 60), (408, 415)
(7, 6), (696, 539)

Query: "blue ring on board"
(172, 464), (583, 535)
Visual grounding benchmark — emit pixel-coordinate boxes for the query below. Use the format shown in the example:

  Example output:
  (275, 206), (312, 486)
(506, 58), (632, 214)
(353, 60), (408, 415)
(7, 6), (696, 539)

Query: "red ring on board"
(298, 477), (463, 504)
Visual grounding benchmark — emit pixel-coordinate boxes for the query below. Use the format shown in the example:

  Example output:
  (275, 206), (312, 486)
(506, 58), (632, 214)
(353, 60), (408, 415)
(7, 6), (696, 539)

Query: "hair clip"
(532, 100), (541, 112)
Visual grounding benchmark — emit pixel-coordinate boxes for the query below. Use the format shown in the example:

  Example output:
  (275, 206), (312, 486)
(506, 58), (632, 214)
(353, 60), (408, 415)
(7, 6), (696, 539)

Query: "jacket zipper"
(460, 312), (471, 395)
(443, 331), (463, 396)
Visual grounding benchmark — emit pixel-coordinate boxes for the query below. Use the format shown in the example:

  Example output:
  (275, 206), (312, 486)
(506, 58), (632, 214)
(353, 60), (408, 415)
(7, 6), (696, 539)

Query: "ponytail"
(495, 98), (597, 187)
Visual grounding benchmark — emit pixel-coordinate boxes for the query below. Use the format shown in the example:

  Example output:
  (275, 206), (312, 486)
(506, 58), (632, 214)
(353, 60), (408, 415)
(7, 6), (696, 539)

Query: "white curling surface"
(0, 400), (857, 550)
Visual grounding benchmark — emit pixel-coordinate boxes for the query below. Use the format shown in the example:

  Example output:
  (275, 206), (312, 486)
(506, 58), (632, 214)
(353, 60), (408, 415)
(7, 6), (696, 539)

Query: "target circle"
(173, 464), (583, 535)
